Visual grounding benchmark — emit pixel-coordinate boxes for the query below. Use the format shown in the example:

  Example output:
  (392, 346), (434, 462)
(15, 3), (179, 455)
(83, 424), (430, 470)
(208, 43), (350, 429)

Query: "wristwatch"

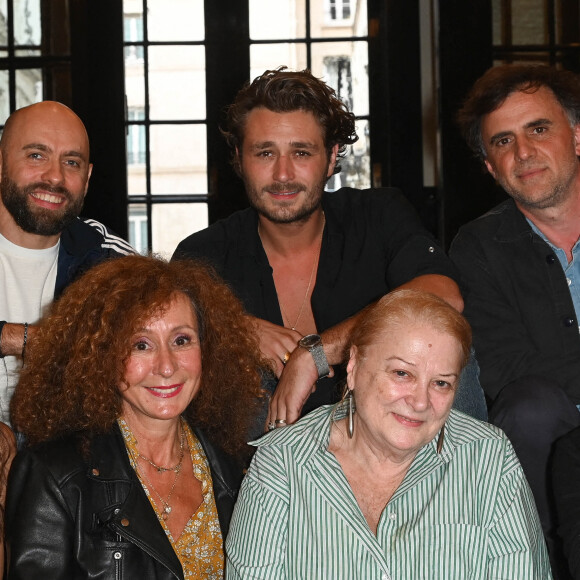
(298, 334), (330, 380)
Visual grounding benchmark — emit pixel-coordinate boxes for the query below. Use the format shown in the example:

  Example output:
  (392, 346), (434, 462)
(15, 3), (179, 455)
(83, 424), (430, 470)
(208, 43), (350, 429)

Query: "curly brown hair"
(222, 66), (358, 176)
(11, 255), (265, 457)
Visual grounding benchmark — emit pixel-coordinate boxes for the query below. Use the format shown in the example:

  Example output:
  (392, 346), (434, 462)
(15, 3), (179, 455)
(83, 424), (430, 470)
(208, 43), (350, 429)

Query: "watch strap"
(309, 344), (330, 379)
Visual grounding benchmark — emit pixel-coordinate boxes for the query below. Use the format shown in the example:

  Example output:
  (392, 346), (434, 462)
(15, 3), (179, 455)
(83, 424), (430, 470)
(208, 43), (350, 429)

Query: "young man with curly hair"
(174, 67), (483, 429)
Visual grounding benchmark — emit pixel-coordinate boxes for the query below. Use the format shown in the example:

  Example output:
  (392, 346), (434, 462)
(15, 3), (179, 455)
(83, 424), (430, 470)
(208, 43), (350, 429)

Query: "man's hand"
(266, 346), (334, 429)
(398, 274), (464, 312)
(252, 317), (302, 378)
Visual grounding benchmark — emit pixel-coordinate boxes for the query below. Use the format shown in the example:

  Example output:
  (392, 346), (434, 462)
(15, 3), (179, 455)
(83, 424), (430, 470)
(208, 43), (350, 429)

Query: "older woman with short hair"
(226, 289), (551, 579)
(6, 255), (264, 579)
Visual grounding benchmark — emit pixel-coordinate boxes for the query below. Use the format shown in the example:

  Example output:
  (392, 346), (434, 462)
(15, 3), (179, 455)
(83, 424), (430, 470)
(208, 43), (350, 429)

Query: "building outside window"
(124, 0), (369, 254)
(127, 108), (145, 165)
(328, 0), (352, 22)
(0, 0), (43, 124)
(128, 204), (148, 254)
(124, 13), (144, 61)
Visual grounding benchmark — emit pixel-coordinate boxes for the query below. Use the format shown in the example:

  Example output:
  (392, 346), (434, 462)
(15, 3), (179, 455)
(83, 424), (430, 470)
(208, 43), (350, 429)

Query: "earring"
(436, 423), (445, 454)
(347, 388), (354, 439)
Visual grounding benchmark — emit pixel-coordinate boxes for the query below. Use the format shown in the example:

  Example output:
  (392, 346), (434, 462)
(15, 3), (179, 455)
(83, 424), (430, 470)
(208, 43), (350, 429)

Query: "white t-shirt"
(0, 233), (59, 424)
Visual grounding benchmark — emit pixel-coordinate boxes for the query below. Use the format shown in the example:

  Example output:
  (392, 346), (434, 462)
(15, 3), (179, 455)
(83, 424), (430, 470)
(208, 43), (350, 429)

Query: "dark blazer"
(450, 198), (580, 402)
(5, 422), (243, 579)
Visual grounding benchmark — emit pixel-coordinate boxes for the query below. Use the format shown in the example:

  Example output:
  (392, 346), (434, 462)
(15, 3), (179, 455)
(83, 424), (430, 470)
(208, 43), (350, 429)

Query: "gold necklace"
(136, 458), (182, 520)
(259, 213), (325, 332)
(123, 419), (187, 521)
(137, 426), (185, 473)
(278, 255), (317, 331)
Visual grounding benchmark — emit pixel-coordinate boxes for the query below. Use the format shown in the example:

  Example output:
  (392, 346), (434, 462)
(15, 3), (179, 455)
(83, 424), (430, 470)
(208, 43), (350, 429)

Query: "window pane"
(14, 0), (41, 46)
(125, 53), (145, 112)
(150, 124), (207, 194)
(311, 41), (368, 116)
(15, 68), (41, 109)
(124, 13), (144, 60)
(249, 0), (305, 40)
(148, 45), (206, 121)
(491, 0), (503, 45)
(0, 0), (6, 47)
(326, 118), (370, 191)
(314, 0), (367, 37)
(128, 163), (147, 195)
(147, 0), (204, 42)
(152, 202), (208, 257)
(128, 204), (149, 254)
(15, 48), (40, 56)
(0, 70), (8, 124)
(250, 43), (307, 80)
(127, 109), (146, 165)
(512, 0), (546, 45)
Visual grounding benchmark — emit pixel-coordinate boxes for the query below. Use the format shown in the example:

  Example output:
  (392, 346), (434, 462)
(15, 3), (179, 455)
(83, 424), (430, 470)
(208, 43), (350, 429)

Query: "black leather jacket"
(5, 422), (243, 579)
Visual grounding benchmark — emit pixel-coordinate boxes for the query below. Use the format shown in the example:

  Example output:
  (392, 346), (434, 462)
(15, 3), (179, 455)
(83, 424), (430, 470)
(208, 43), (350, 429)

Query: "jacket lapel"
(89, 425), (184, 580)
(194, 426), (242, 538)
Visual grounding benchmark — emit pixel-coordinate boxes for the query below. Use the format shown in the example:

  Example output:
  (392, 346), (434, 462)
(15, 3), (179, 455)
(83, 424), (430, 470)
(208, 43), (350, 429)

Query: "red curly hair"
(11, 255), (266, 457)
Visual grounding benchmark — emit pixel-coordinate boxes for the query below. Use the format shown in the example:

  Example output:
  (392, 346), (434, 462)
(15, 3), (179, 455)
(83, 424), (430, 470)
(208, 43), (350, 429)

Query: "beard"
(243, 174), (328, 225)
(506, 180), (571, 211)
(0, 175), (85, 236)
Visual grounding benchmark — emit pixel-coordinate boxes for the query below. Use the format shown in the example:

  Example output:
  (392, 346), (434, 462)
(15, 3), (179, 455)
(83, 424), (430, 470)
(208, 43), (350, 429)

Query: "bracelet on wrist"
(21, 322), (28, 359)
(0, 321), (6, 358)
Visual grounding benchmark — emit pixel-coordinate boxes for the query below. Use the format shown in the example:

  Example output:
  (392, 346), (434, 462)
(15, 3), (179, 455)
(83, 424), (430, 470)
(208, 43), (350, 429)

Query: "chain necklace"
(136, 456), (182, 520)
(137, 425), (185, 473)
(124, 420), (187, 521)
(259, 213), (325, 332)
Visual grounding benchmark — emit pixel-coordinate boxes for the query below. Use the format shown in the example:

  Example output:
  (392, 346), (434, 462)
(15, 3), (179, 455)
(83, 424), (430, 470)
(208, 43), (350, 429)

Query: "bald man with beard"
(0, 101), (133, 423)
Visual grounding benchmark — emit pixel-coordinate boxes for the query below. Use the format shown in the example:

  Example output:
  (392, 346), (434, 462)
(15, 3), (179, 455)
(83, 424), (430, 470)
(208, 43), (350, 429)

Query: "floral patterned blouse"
(118, 417), (224, 578)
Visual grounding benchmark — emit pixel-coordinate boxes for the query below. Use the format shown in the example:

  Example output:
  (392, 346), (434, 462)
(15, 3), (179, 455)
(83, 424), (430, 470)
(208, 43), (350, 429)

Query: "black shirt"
(174, 187), (459, 410)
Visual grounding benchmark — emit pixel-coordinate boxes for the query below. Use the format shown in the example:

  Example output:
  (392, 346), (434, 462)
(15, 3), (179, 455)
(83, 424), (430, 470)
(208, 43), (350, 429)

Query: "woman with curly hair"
(5, 255), (265, 580)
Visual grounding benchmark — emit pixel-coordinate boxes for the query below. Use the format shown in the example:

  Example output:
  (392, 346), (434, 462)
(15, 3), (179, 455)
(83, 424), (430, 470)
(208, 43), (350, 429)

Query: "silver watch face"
(300, 334), (321, 349)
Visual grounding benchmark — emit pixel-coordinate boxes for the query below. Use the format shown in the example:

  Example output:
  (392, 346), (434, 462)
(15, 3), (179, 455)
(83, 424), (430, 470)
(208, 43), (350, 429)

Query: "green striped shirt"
(226, 406), (551, 579)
